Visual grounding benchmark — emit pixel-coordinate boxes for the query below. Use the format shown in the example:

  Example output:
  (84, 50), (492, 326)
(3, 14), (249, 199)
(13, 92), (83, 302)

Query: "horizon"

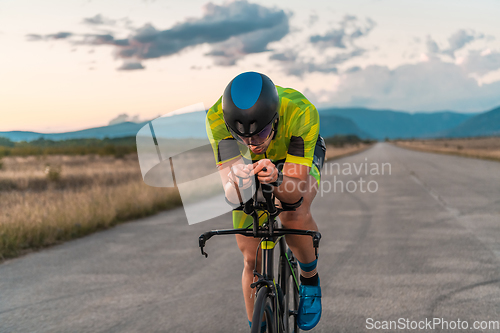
(2, 0), (500, 132)
(0, 104), (489, 135)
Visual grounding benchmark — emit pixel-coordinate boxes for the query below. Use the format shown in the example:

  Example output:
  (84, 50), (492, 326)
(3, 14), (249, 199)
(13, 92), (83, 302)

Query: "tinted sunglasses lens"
(228, 122), (274, 146)
(256, 123), (273, 140)
(247, 124), (272, 146)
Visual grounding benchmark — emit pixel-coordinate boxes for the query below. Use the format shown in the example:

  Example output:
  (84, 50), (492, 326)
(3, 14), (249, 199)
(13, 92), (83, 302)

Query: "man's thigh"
(279, 174), (318, 227)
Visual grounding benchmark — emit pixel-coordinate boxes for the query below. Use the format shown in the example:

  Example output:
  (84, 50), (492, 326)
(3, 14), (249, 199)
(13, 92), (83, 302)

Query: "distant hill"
(0, 111), (208, 142)
(319, 114), (372, 139)
(0, 121), (147, 142)
(436, 106), (500, 138)
(1, 106), (495, 143)
(1, 111), (369, 142)
(319, 108), (476, 140)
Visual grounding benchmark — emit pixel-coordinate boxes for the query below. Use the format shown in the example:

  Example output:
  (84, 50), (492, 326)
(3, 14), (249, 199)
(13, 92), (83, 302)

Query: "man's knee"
(280, 208), (311, 225)
(243, 257), (258, 270)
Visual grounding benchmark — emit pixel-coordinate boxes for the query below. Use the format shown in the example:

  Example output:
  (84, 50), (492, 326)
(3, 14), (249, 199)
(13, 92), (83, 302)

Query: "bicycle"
(199, 177), (321, 333)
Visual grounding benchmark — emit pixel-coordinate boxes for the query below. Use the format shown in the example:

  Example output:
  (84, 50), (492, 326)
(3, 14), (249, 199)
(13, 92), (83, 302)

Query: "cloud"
(312, 58), (500, 112)
(114, 1), (289, 65)
(27, 32), (73, 41)
(345, 66), (361, 73)
(459, 49), (500, 76)
(26, 34), (43, 41)
(288, 61), (338, 77)
(47, 32), (73, 39)
(425, 35), (439, 54)
(109, 113), (142, 125)
(269, 51), (296, 62)
(427, 29), (484, 58)
(329, 48), (365, 64)
(269, 51), (338, 77)
(309, 15), (375, 49)
(310, 29), (346, 48)
(446, 29), (483, 55)
(206, 12), (289, 66)
(117, 62), (145, 70)
(80, 33), (129, 46)
(269, 15), (372, 77)
(308, 14), (319, 26)
(270, 48), (365, 77)
(27, 1), (290, 69)
(82, 14), (116, 26)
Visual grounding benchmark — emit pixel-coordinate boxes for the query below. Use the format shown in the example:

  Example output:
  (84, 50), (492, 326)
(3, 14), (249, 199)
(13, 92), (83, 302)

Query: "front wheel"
(284, 249), (300, 333)
(252, 287), (276, 333)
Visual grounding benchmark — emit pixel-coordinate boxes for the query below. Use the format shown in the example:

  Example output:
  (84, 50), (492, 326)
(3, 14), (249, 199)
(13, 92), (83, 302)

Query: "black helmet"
(222, 72), (279, 140)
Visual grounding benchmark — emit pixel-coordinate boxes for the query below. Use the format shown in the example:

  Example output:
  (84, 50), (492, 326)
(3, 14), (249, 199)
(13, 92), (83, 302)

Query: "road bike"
(199, 179), (321, 333)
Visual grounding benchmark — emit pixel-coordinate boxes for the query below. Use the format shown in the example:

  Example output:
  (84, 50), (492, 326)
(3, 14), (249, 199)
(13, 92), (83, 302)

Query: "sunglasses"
(228, 121), (276, 147)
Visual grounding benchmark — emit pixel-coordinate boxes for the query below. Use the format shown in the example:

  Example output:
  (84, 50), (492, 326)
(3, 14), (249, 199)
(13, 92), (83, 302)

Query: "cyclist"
(206, 71), (325, 331)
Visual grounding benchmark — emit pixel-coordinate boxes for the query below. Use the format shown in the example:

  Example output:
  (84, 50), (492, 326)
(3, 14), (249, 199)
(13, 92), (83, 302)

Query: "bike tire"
(284, 248), (300, 333)
(252, 287), (276, 333)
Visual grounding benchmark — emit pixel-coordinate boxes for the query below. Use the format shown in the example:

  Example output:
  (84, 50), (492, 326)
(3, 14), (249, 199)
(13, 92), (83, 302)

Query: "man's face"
(229, 120), (276, 155)
(247, 132), (273, 154)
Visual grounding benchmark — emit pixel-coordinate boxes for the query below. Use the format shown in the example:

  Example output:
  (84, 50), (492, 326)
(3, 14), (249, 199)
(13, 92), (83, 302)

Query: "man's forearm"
(273, 175), (304, 203)
(224, 181), (241, 204)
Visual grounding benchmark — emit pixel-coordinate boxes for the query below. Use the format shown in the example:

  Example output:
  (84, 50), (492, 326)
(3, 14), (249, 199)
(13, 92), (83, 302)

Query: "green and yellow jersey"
(206, 85), (320, 171)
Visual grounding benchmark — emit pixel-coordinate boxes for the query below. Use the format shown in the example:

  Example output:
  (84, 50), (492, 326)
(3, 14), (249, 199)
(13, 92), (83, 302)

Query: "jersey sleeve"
(284, 103), (320, 168)
(206, 99), (241, 165)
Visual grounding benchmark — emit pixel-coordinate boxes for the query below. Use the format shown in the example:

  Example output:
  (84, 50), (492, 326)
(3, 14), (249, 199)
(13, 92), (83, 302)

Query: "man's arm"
(276, 162), (309, 203)
(218, 157), (254, 205)
(253, 159), (309, 204)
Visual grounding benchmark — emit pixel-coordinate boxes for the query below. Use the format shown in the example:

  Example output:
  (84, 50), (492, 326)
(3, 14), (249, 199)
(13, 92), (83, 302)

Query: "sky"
(1, 0), (500, 132)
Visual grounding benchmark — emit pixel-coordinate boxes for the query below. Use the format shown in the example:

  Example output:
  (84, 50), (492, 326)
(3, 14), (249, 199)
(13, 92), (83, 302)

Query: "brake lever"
(200, 247), (208, 258)
(199, 234), (209, 258)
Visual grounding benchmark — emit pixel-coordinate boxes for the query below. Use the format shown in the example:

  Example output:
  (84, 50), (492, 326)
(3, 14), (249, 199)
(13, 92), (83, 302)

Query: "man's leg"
(280, 174), (322, 330)
(280, 174), (319, 266)
(235, 234), (262, 323)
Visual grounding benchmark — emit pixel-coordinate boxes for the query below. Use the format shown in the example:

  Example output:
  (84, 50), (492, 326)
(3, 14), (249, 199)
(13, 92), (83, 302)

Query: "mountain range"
(319, 108), (477, 140)
(436, 106), (500, 138)
(0, 106), (499, 142)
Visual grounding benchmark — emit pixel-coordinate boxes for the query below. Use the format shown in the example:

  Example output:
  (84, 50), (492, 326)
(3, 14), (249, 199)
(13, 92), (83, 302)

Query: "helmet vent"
(249, 122), (258, 134)
(236, 121), (244, 133)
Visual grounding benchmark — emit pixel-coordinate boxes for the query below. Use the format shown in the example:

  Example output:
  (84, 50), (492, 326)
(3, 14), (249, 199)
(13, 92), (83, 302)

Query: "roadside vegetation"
(324, 135), (377, 160)
(393, 137), (500, 162)
(0, 136), (137, 158)
(0, 137), (181, 261)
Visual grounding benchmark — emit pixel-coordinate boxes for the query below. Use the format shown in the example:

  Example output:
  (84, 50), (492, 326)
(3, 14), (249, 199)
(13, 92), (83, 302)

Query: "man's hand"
(252, 159), (279, 184)
(228, 164), (253, 189)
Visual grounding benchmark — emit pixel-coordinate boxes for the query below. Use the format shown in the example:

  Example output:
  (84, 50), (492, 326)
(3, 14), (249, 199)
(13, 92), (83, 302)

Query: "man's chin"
(251, 147), (266, 154)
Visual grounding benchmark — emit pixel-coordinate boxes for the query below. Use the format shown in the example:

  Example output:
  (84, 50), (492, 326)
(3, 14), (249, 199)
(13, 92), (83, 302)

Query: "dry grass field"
(0, 154), (181, 261)
(326, 143), (375, 160)
(394, 137), (500, 162)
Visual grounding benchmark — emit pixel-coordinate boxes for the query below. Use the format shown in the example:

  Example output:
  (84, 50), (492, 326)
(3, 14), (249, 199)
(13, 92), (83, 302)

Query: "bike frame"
(199, 181), (320, 332)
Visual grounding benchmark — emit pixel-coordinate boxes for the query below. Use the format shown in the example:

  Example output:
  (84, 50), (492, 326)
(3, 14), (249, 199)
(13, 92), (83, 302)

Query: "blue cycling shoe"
(297, 281), (322, 330)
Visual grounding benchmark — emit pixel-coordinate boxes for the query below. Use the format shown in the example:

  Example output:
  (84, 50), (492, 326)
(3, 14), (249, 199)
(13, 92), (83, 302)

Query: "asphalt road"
(1, 143), (500, 332)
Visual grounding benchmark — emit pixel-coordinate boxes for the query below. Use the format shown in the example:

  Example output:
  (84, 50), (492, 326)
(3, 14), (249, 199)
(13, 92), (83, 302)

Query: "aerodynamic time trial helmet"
(222, 72), (279, 146)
